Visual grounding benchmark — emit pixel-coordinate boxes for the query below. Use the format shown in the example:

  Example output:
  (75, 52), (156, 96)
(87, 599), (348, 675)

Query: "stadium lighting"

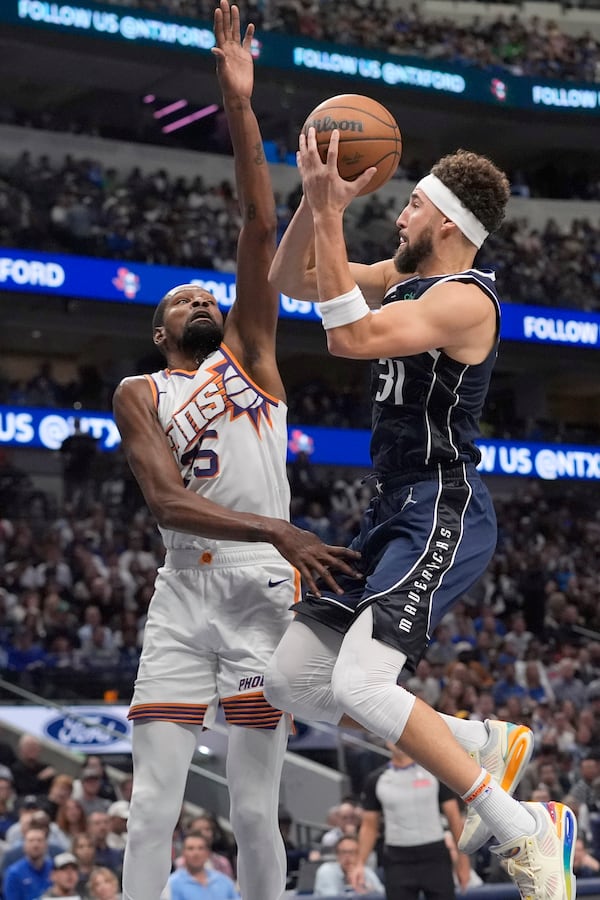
(161, 104), (220, 134)
(153, 99), (189, 119)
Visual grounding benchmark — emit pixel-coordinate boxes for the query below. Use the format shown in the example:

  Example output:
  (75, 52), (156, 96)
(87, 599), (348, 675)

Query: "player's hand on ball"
(299, 128), (377, 215)
(301, 94), (401, 195)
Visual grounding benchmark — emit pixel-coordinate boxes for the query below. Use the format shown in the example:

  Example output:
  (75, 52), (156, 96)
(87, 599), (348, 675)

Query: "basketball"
(301, 94), (402, 195)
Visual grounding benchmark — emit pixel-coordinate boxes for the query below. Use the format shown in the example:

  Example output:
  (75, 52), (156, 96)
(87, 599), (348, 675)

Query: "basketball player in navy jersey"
(113, 10), (358, 900)
(264, 131), (576, 900)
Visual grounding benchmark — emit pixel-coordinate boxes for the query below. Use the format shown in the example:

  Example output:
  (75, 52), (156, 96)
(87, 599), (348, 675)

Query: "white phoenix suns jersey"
(145, 343), (291, 553)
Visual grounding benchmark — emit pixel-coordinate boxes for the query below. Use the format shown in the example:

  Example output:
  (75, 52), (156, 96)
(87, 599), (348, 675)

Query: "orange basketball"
(301, 94), (402, 195)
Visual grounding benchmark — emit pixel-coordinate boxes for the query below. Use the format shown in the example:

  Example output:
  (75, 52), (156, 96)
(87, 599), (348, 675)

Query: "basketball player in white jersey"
(112, 6), (359, 899)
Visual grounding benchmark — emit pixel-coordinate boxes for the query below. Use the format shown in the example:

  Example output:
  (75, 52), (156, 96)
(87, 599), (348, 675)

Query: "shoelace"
(504, 855), (542, 898)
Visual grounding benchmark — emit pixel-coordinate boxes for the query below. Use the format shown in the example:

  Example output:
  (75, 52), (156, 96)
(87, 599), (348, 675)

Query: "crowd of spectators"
(2, 149), (600, 314)
(1, 468), (600, 892)
(0, 733), (244, 898)
(98, 0), (600, 84)
(0, 150), (243, 272)
(2, 449), (600, 701)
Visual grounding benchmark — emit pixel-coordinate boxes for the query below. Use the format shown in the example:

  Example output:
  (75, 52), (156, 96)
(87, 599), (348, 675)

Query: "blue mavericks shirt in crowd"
(370, 269), (501, 474)
(3, 855), (53, 900)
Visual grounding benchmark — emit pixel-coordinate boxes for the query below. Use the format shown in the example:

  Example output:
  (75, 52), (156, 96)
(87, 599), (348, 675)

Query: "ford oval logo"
(44, 713), (129, 746)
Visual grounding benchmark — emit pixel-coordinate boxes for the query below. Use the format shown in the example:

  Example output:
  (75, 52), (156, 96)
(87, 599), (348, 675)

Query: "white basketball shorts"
(129, 545), (299, 729)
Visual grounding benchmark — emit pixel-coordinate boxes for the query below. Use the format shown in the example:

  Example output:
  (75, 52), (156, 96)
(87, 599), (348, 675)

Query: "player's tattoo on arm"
(253, 140), (265, 165)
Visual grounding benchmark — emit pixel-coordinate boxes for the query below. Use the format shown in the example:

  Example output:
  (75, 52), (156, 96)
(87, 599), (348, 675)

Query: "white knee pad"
(264, 619), (343, 725)
(331, 607), (415, 743)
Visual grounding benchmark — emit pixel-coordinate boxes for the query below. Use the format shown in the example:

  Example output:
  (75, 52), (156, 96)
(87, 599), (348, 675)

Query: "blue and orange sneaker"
(491, 801), (577, 900)
(459, 719), (535, 854)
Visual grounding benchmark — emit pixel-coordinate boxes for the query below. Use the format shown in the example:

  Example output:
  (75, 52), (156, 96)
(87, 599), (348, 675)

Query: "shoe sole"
(547, 801), (577, 900)
(498, 725), (535, 794)
(459, 725), (535, 854)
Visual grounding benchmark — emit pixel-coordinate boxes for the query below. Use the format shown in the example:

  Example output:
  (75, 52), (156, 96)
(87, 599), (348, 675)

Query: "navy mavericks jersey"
(370, 269), (501, 474)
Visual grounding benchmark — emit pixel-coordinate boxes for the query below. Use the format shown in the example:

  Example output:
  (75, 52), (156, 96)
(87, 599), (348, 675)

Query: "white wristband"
(317, 285), (370, 330)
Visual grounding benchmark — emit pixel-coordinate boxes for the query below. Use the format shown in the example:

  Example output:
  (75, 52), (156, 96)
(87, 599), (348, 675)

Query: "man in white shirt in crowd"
(314, 835), (384, 896)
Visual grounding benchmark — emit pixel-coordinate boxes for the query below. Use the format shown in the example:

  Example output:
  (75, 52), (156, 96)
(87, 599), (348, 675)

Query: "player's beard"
(393, 226), (434, 274)
(180, 319), (223, 361)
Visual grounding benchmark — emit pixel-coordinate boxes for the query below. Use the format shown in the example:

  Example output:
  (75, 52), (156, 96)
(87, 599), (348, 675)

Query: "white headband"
(416, 173), (489, 249)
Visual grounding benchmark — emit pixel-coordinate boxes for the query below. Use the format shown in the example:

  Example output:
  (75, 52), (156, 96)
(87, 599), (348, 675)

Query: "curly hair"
(431, 149), (510, 236)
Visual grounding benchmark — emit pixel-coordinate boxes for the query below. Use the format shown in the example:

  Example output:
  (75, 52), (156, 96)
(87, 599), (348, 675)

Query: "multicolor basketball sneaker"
(459, 719), (534, 854)
(491, 801), (577, 900)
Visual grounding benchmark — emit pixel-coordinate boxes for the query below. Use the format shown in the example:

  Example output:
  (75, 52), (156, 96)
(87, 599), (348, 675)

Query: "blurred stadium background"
(1, 1), (600, 896)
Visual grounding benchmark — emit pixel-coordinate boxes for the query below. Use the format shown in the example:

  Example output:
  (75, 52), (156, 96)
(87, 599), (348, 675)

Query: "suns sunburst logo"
(213, 357), (275, 430)
(166, 353), (276, 457)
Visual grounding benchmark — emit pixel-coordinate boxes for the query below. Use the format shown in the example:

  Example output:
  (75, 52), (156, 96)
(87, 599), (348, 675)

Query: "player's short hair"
(184, 830), (210, 849)
(431, 149), (510, 235)
(152, 295), (170, 332)
(335, 834), (359, 851)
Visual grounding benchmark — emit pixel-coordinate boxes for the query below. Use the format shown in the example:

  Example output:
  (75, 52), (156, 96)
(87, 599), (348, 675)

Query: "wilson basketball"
(302, 94), (402, 195)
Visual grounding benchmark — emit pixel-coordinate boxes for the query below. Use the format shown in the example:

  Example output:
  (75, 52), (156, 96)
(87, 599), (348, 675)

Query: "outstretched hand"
(270, 520), (361, 597)
(298, 127), (377, 216)
(212, 0), (254, 100)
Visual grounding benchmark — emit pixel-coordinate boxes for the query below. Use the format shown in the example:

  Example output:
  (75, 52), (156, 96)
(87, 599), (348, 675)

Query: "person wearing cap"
(39, 851), (82, 899)
(76, 770), (110, 818)
(106, 802), (129, 852)
(82, 758), (117, 804)
(266, 137), (577, 900)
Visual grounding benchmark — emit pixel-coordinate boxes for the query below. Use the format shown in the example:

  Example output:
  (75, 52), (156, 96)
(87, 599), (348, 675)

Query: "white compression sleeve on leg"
(331, 606), (415, 743)
(123, 720), (201, 900)
(227, 718), (290, 900)
(264, 617), (344, 725)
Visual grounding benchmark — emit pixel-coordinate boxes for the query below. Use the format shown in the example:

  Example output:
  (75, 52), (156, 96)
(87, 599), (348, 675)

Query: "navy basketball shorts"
(294, 462), (497, 672)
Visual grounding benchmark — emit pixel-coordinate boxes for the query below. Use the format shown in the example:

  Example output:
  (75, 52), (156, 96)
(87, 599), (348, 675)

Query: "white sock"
(462, 771), (536, 845)
(438, 713), (489, 752)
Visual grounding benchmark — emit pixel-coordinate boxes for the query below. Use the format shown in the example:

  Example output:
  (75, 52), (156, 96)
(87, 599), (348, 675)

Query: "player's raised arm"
(269, 193), (394, 308)
(211, 1), (280, 377)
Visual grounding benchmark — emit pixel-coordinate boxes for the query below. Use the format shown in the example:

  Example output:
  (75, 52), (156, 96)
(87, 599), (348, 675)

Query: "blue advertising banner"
(499, 304), (600, 348)
(2, 405), (600, 480)
(0, 247), (315, 320)
(2, 248), (600, 347)
(0, 405), (121, 451)
(5, 1), (600, 116)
